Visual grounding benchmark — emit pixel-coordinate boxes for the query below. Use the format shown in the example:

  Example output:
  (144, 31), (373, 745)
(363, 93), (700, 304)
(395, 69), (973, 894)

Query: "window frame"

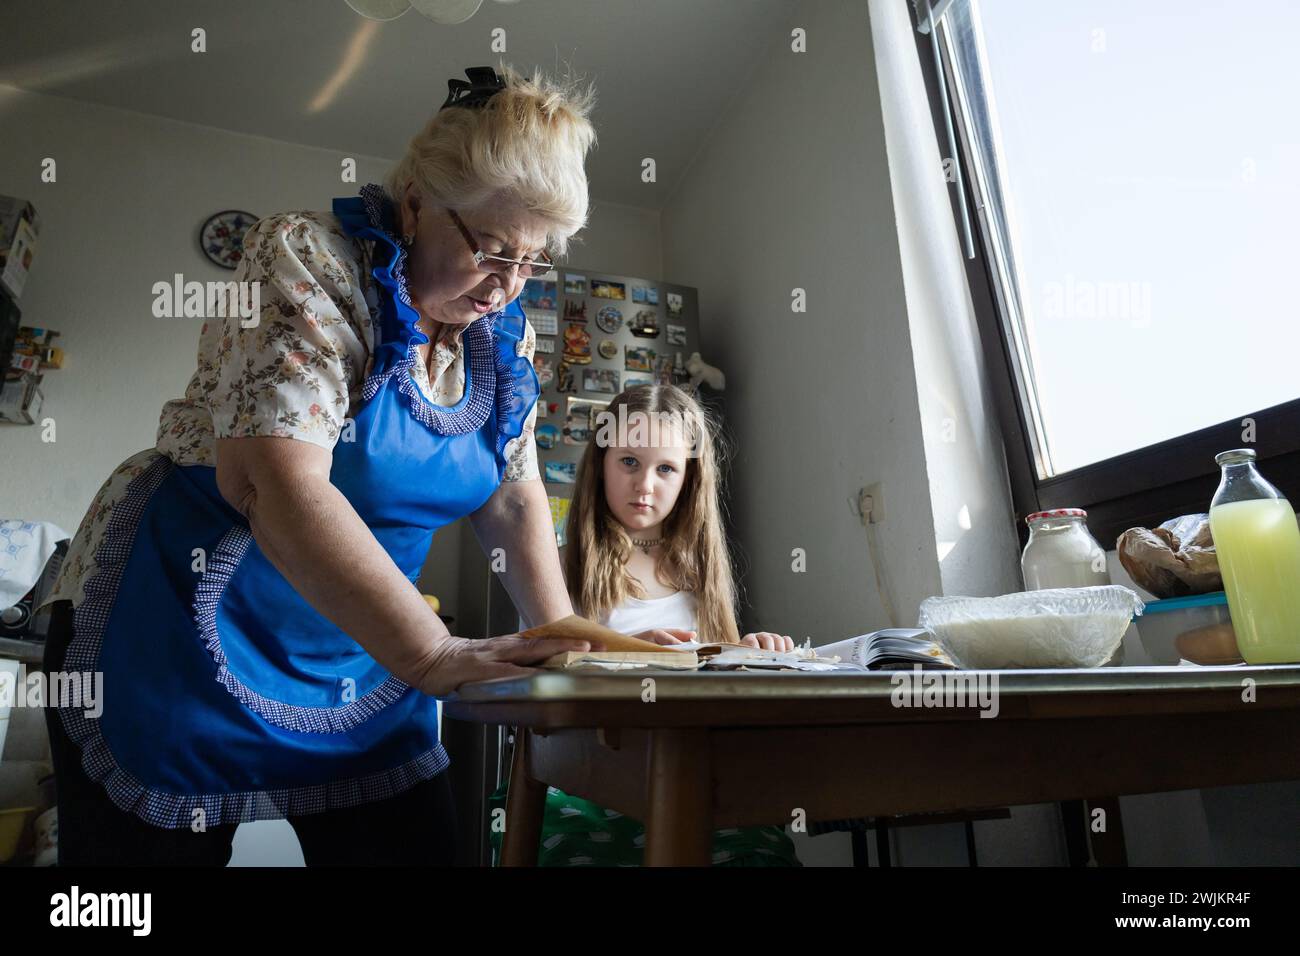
(907, 0), (1300, 551)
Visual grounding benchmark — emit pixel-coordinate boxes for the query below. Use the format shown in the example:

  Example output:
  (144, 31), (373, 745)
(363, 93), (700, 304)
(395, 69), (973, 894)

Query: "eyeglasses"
(446, 208), (554, 280)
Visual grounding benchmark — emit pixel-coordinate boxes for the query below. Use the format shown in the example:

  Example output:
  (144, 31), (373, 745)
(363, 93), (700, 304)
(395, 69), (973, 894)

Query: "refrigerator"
(525, 267), (702, 546)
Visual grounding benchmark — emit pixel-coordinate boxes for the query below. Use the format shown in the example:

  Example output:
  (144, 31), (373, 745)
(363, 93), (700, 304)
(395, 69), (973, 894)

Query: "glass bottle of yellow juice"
(1208, 449), (1300, 664)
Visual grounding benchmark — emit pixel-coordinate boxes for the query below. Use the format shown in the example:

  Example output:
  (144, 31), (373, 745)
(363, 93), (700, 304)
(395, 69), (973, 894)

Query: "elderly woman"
(40, 65), (597, 865)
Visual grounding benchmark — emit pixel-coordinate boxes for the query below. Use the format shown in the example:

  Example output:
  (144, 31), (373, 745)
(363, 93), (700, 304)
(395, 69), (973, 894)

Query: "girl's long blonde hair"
(565, 385), (741, 644)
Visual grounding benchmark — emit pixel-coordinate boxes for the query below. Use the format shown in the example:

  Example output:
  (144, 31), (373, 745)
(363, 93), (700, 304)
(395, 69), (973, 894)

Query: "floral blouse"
(47, 209), (539, 607)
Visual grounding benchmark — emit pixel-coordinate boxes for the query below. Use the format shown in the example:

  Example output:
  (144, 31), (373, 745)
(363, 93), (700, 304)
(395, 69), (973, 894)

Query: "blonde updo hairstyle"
(383, 62), (597, 258)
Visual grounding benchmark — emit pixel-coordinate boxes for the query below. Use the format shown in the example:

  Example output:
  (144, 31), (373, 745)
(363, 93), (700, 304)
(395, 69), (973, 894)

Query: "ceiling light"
(346, 0), (520, 24)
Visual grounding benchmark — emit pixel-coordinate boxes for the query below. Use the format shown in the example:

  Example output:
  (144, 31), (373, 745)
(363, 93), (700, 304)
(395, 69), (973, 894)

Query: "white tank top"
(599, 590), (698, 636)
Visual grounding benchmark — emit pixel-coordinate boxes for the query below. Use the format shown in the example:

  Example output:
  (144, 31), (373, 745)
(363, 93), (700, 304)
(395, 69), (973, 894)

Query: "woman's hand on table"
(741, 632), (795, 652)
(415, 634), (599, 697)
(634, 628), (697, 646)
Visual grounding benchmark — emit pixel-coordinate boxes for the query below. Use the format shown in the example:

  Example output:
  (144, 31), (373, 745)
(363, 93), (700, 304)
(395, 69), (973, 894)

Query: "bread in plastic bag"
(1116, 513), (1222, 599)
(918, 585), (1144, 668)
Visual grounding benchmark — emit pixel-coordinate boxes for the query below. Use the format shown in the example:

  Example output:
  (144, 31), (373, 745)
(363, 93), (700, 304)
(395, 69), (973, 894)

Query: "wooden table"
(444, 664), (1300, 866)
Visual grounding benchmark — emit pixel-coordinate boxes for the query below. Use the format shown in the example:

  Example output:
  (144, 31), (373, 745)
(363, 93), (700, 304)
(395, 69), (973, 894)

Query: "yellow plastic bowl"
(0, 807), (35, 863)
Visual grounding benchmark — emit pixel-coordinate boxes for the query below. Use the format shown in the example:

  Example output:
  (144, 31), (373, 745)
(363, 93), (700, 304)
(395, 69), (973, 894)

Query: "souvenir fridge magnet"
(536, 423), (560, 449)
(666, 323), (686, 346)
(671, 351), (690, 387)
(666, 292), (684, 317)
(595, 306), (623, 334)
(533, 355), (554, 388)
(545, 461), (577, 484)
(556, 362), (578, 393)
(548, 495), (572, 547)
(562, 323), (592, 364)
(591, 278), (626, 300)
(534, 336), (555, 354)
(629, 310), (659, 338)
(564, 273), (586, 296)
(597, 338), (618, 360)
(563, 300), (588, 322)
(623, 375), (653, 388)
(625, 346), (655, 372)
(655, 354), (674, 386)
(520, 279), (558, 313)
(583, 368), (619, 394)
(563, 397), (596, 445)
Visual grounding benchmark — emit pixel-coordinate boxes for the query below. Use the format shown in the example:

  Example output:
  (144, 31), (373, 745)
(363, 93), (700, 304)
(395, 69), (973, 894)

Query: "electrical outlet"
(860, 482), (884, 524)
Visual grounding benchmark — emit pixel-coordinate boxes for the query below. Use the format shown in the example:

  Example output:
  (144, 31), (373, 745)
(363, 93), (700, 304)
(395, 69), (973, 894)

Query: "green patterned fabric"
(487, 781), (800, 867)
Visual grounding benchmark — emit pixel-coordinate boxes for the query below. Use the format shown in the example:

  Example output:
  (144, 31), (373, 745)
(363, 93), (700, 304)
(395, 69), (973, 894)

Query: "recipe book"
(815, 628), (958, 670)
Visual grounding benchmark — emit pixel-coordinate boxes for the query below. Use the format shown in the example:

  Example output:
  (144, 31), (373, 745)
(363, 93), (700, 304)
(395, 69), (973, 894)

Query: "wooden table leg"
(644, 728), (713, 867)
(501, 728), (546, 867)
(1059, 799), (1089, 866)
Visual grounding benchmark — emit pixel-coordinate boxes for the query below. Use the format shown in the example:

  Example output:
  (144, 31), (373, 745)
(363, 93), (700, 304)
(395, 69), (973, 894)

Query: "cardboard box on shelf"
(0, 372), (43, 425)
(0, 196), (41, 242)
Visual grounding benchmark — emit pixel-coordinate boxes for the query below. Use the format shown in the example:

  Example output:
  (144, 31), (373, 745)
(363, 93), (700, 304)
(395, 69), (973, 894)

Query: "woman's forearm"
(242, 470), (449, 688)
(469, 478), (574, 629)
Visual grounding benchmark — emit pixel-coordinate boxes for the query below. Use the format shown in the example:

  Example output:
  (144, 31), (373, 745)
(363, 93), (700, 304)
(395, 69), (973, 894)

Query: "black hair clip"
(440, 66), (506, 111)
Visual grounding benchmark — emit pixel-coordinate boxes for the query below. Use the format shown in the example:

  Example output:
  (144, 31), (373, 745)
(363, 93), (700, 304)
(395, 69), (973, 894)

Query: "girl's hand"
(741, 632), (794, 652)
(415, 635), (596, 697)
(633, 628), (697, 646)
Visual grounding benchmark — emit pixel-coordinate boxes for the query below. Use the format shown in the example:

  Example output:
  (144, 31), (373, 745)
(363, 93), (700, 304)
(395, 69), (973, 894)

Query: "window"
(912, 0), (1300, 543)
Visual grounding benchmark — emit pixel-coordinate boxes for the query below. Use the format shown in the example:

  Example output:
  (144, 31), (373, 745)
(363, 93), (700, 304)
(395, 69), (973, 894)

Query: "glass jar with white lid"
(1021, 508), (1112, 589)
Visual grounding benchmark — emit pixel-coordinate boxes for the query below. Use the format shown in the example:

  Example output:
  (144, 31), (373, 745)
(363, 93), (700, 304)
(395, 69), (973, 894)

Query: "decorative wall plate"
(200, 210), (257, 270)
(595, 305), (623, 334)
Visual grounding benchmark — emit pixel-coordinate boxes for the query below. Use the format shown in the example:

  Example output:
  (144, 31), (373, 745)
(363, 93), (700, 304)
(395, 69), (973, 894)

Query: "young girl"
(570, 384), (792, 652)
(489, 384), (799, 866)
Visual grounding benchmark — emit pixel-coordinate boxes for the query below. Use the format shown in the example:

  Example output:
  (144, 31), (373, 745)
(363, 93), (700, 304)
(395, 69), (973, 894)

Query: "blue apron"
(59, 184), (539, 829)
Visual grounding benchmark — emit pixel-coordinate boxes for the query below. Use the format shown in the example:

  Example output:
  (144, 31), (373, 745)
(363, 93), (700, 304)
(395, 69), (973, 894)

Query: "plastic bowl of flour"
(918, 585), (1144, 669)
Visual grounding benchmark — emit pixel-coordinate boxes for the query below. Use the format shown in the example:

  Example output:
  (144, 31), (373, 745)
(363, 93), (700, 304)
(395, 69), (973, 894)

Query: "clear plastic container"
(1134, 591), (1240, 665)
(918, 585), (1143, 669)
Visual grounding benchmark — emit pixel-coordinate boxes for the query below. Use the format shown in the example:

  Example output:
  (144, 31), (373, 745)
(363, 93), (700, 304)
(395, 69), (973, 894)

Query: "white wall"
(868, 0), (1023, 601)
(661, 0), (941, 654)
(0, 84), (393, 532)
